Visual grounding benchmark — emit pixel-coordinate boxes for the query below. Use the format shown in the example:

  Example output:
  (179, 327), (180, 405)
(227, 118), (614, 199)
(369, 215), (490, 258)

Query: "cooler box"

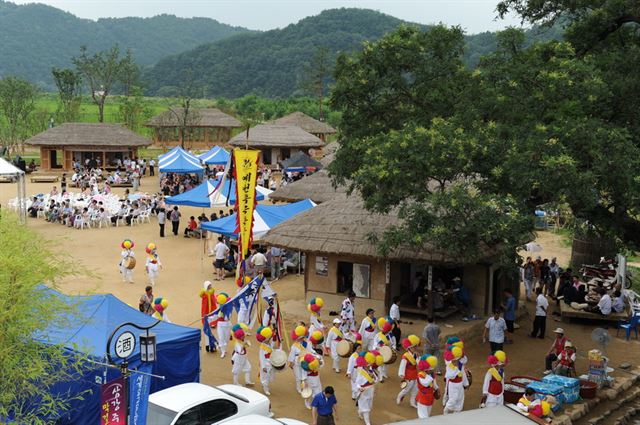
(542, 374), (580, 403)
(527, 381), (564, 411)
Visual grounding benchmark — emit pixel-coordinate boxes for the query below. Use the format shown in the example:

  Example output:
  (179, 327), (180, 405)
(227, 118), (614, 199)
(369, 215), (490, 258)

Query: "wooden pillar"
(40, 147), (50, 170)
(102, 151), (107, 169)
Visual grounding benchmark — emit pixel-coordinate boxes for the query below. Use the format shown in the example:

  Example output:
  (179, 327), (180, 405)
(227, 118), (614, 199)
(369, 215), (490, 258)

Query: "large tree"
(330, 21), (640, 261)
(0, 76), (38, 154)
(51, 67), (82, 123)
(72, 45), (132, 123)
(0, 214), (88, 424)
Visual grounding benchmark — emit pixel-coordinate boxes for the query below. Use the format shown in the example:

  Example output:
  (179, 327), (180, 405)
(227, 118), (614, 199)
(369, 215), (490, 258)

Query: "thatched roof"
(270, 169), (345, 203)
(320, 141), (340, 166)
(281, 151), (323, 170)
(263, 194), (499, 264)
(25, 123), (152, 147)
(146, 108), (242, 128)
(273, 112), (336, 135)
(229, 124), (324, 148)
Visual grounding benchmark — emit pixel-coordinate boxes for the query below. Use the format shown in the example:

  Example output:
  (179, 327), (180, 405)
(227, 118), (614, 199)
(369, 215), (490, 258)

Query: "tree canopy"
(330, 13), (640, 261)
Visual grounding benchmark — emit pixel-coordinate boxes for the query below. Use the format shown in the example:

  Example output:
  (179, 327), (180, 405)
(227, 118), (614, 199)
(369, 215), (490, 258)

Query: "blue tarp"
(165, 178), (268, 207)
(198, 146), (231, 165)
(158, 146), (204, 174)
(37, 288), (200, 425)
(201, 199), (315, 238)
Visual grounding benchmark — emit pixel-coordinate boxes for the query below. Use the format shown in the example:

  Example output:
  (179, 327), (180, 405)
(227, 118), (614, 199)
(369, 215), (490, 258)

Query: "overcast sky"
(12, 0), (523, 34)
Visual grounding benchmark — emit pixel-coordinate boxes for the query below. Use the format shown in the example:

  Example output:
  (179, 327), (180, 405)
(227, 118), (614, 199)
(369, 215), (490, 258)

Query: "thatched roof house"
(273, 112), (336, 141)
(229, 124), (324, 165)
(25, 123), (151, 171)
(270, 169), (345, 203)
(319, 141), (339, 166)
(147, 108), (242, 128)
(263, 194), (514, 318)
(146, 108), (242, 149)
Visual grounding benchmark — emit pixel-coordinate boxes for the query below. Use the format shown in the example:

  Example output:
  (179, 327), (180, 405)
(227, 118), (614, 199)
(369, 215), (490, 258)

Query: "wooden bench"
(30, 175), (59, 183)
(110, 182), (133, 188)
(560, 302), (630, 322)
(0, 176), (15, 183)
(401, 305), (460, 319)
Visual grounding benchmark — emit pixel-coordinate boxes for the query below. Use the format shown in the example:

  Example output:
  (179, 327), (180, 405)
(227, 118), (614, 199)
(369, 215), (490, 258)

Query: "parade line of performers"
(124, 241), (552, 425)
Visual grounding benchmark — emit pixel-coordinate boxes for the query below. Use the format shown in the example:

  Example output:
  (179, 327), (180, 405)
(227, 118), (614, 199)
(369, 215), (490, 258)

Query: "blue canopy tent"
(201, 199), (315, 238)
(165, 178), (270, 207)
(198, 146), (231, 165)
(157, 145), (181, 162)
(158, 147), (204, 174)
(37, 288), (200, 425)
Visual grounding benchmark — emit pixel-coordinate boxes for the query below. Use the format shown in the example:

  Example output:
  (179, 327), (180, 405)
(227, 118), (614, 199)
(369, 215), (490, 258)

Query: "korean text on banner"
(129, 363), (153, 425)
(100, 376), (127, 425)
(232, 149), (259, 258)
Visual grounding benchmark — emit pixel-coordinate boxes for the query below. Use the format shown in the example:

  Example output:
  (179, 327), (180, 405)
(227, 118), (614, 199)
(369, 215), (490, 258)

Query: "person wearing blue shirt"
(311, 386), (338, 425)
(502, 288), (516, 343)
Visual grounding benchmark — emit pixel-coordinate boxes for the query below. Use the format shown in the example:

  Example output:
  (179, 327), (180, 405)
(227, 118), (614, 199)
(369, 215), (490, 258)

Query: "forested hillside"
(144, 8), (563, 98)
(0, 0), (249, 89)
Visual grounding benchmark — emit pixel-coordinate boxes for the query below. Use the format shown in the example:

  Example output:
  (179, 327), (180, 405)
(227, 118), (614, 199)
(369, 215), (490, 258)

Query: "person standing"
(119, 239), (135, 284)
(415, 355), (439, 418)
(549, 258), (560, 299)
(139, 286), (154, 315)
(531, 287), (548, 339)
(422, 317), (441, 374)
(396, 335), (421, 407)
(288, 325), (309, 394)
(213, 237), (230, 281)
(251, 248), (268, 274)
(157, 208), (166, 237)
(481, 352), (507, 408)
(325, 318), (344, 373)
(359, 309), (377, 351)
(301, 352), (323, 410)
(443, 347), (469, 414)
(216, 293), (231, 358)
(312, 386), (338, 425)
(523, 257), (535, 301)
(256, 326), (275, 395)
(200, 281), (217, 353)
(389, 296), (402, 349)
(270, 246), (282, 280)
(170, 206), (181, 236)
(483, 309), (507, 353)
(149, 158), (155, 176)
(340, 291), (356, 335)
(502, 289), (516, 343)
(231, 324), (254, 386)
(355, 356), (377, 425)
(61, 173), (67, 194)
(373, 319), (394, 381)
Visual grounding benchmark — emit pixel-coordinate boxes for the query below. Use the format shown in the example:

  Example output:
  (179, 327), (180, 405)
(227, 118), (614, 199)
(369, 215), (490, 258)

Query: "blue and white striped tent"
(164, 178), (272, 207)
(198, 146), (231, 165)
(158, 146), (204, 174)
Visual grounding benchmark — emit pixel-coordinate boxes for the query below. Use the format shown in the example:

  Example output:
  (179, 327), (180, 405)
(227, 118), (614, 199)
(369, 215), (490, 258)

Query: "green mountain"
(144, 8), (562, 98)
(0, 0), (250, 89)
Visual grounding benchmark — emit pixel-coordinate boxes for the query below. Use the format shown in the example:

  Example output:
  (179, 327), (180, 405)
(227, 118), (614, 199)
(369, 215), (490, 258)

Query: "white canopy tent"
(0, 157), (27, 223)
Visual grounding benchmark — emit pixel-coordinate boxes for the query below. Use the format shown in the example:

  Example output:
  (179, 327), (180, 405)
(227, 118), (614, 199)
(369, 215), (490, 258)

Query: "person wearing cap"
(443, 346), (469, 414)
(544, 328), (568, 374)
(216, 294), (232, 359)
(200, 281), (218, 353)
(483, 309), (508, 353)
(359, 308), (377, 351)
(311, 386), (338, 425)
(231, 324), (254, 386)
(481, 353), (506, 408)
(373, 318), (395, 381)
(289, 325), (309, 394)
(346, 334), (363, 399)
(325, 318), (345, 373)
(553, 340), (576, 376)
(415, 355), (439, 418)
(256, 326), (274, 395)
(396, 335), (421, 407)
(355, 355), (378, 425)
(340, 291), (357, 334)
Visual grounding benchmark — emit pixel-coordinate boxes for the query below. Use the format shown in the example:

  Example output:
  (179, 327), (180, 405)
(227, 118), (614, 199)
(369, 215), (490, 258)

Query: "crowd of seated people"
(558, 274), (627, 316)
(159, 173), (200, 196)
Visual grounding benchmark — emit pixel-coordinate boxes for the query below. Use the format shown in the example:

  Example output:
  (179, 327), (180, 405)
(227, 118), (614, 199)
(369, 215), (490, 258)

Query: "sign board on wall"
(315, 256), (328, 276)
(353, 263), (370, 298)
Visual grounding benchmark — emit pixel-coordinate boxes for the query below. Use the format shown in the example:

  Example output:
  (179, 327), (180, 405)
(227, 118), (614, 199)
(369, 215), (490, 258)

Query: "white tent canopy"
(0, 157), (27, 223)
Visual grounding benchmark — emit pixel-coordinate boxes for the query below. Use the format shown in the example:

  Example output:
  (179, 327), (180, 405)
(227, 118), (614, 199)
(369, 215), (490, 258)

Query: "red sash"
(488, 377), (503, 395)
(416, 380), (435, 406)
(264, 353), (271, 359)
(308, 372), (319, 376)
(448, 377), (462, 383)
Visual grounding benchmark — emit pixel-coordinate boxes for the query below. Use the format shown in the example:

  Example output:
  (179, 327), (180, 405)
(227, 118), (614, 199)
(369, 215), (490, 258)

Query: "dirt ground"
(1, 176), (638, 425)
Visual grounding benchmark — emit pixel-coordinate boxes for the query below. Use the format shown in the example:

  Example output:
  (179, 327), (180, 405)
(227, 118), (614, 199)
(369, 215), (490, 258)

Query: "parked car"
(220, 414), (308, 425)
(147, 383), (272, 425)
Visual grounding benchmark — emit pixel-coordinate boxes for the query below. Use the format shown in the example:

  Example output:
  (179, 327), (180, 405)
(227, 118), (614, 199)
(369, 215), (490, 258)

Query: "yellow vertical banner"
(233, 149), (260, 260)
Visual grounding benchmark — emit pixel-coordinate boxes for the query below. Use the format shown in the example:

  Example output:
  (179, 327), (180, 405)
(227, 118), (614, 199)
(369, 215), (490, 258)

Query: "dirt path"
(1, 178), (638, 424)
